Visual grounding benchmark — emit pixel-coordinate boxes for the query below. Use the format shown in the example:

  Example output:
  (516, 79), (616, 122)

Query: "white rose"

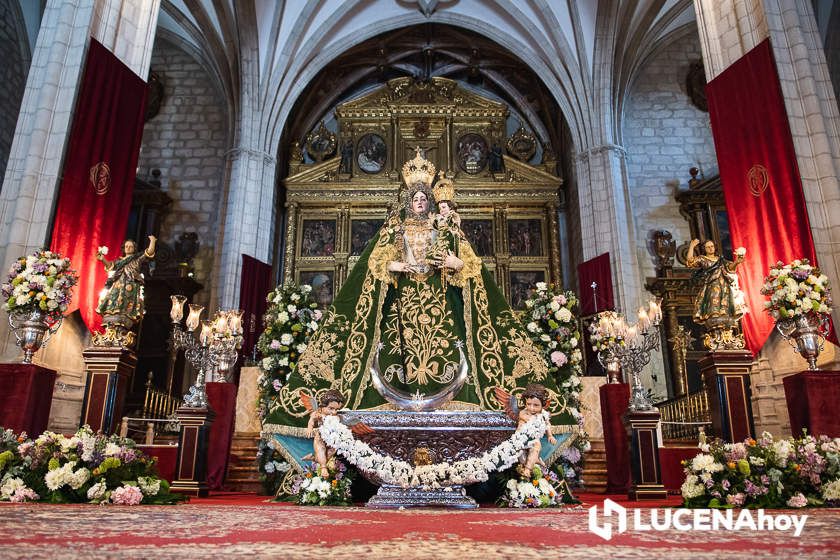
(535, 282), (547, 291)
(296, 343), (307, 354)
(280, 333), (294, 345)
(287, 304), (297, 313)
(557, 307), (572, 322)
(526, 322), (538, 333)
(277, 311), (290, 324)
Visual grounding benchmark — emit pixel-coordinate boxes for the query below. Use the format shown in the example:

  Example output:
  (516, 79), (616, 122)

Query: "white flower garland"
(318, 412), (548, 488)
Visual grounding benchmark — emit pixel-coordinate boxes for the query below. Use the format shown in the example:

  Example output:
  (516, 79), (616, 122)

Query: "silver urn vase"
(7, 308), (61, 364)
(776, 313), (829, 371)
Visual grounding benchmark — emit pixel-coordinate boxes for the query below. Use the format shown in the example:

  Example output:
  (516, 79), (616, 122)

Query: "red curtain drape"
(49, 38), (147, 333)
(706, 39), (828, 354)
(577, 253), (614, 316)
(239, 254), (273, 361)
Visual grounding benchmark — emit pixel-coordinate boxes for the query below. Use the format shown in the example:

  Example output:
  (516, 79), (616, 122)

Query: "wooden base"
(624, 409), (667, 501)
(80, 346), (137, 434)
(700, 350), (755, 443)
(171, 406), (215, 497)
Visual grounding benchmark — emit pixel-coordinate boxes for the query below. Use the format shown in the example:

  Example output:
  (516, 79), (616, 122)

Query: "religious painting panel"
(350, 219), (384, 256)
(461, 219), (493, 256)
(508, 270), (545, 310)
(456, 133), (488, 174)
(507, 219), (543, 256)
(356, 133), (387, 174)
(298, 270), (334, 309)
(300, 219), (336, 257)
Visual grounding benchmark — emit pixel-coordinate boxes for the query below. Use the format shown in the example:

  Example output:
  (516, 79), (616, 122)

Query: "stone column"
(214, 147), (277, 309)
(574, 145), (643, 316)
(693, 0), (840, 339)
(0, 0), (160, 362)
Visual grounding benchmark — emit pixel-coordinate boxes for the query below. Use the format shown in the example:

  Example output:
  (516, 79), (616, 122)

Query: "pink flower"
(269, 340), (281, 350)
(10, 488), (38, 502)
(111, 485), (143, 505)
(786, 493), (808, 508)
(550, 351), (568, 367)
(313, 310), (323, 320)
(726, 493), (745, 507)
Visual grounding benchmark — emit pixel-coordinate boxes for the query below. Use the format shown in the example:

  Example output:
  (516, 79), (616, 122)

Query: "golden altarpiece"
(282, 77), (563, 309)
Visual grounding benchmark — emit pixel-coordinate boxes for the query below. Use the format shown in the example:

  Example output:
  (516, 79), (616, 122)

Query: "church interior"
(1, 0), (840, 558)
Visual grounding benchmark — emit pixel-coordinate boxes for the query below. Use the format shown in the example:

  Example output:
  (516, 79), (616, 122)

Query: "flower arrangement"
(499, 465), (571, 508)
(1, 249), (77, 320)
(521, 282), (589, 483)
(256, 283), (322, 490)
(256, 283), (322, 419)
(0, 426), (185, 505)
(317, 413), (548, 488)
(681, 432), (840, 509)
(760, 259), (832, 320)
(288, 459), (353, 506)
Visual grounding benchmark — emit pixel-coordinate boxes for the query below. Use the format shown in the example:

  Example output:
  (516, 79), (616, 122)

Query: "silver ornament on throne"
(341, 340), (517, 508)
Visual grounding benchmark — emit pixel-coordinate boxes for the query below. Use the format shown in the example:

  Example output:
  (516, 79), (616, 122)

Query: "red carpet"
(0, 492), (837, 559)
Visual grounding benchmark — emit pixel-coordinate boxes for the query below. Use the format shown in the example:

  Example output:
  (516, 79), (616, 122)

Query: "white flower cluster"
(44, 461), (90, 491)
(0, 477), (39, 502)
(299, 476), (332, 500)
(822, 479), (840, 502)
(318, 413), (548, 488)
(680, 474), (706, 499)
(504, 477), (557, 507)
(761, 259), (832, 320)
(137, 476), (161, 496)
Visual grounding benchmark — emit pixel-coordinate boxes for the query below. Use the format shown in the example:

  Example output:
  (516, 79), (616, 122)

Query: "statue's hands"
(443, 252), (464, 271)
(548, 435), (557, 445)
(387, 261), (410, 273)
(148, 235), (157, 242)
(305, 427), (314, 438)
(689, 238), (700, 248)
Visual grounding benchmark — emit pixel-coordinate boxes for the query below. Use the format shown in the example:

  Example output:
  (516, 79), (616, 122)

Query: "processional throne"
(263, 78), (578, 507)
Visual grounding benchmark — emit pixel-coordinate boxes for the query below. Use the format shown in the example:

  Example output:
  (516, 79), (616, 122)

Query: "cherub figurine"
(496, 383), (556, 477)
(301, 389), (373, 478)
(304, 389), (345, 478)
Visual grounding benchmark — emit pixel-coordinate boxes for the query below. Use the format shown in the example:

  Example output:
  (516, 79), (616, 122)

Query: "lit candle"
(637, 307), (651, 332)
(200, 321), (213, 345)
(186, 304), (204, 331)
(170, 295), (187, 323)
(229, 310), (243, 335)
(215, 313), (228, 334)
(647, 299), (661, 324)
(626, 325), (638, 346)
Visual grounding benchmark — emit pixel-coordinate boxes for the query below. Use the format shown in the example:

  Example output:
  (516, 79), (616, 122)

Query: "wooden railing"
(142, 371), (180, 419)
(658, 390), (711, 441)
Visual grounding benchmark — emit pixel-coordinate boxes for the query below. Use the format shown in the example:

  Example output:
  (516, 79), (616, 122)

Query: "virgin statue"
(264, 150), (573, 438)
(686, 238), (748, 345)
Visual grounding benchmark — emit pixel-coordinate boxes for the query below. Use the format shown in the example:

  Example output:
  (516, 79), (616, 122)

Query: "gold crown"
(401, 147), (436, 188)
(432, 171), (455, 202)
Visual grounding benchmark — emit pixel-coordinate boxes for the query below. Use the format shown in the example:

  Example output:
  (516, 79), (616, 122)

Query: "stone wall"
(624, 28), (718, 282)
(0, 0), (30, 187)
(135, 37), (229, 308)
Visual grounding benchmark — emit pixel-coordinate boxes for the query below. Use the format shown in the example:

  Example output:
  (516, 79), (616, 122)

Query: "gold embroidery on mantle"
(382, 280), (456, 385)
(448, 241), (481, 288)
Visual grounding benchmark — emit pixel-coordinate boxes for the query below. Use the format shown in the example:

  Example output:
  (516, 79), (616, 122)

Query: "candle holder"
(170, 297), (244, 408)
(590, 299), (663, 411)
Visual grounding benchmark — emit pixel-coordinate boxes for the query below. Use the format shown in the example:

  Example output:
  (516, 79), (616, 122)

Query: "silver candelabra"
(591, 300), (663, 411)
(169, 295), (243, 409)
